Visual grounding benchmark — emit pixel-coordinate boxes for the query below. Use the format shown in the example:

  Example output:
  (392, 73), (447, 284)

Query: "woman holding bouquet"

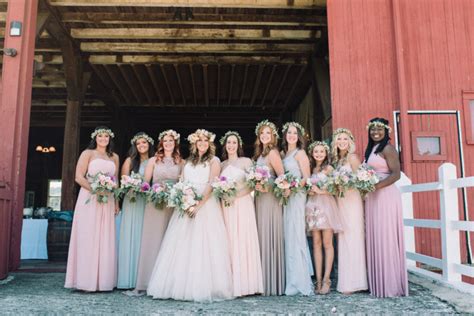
(220, 131), (263, 297)
(281, 122), (314, 296)
(305, 141), (342, 294)
(147, 129), (233, 302)
(65, 126), (119, 292)
(130, 130), (183, 295)
(364, 118), (408, 297)
(332, 128), (368, 294)
(117, 132), (154, 290)
(253, 120), (285, 296)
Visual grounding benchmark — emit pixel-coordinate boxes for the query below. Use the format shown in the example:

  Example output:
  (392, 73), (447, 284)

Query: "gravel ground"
(1, 272), (470, 314)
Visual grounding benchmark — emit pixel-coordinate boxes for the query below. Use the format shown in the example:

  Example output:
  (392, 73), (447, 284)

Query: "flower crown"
(366, 121), (392, 133)
(332, 128), (354, 141)
(130, 133), (154, 146)
(158, 129), (180, 143)
(219, 131), (243, 146)
(187, 129), (216, 144)
(255, 119), (279, 139)
(307, 141), (330, 155)
(282, 121), (306, 136)
(91, 128), (114, 140)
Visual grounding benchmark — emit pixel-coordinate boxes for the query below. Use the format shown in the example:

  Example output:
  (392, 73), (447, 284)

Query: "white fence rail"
(396, 163), (474, 294)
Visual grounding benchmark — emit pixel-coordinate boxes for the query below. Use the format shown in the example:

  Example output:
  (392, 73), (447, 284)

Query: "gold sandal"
(320, 279), (331, 295)
(315, 280), (322, 294)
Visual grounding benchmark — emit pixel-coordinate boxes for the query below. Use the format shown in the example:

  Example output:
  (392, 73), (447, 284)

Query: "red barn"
(0, 0), (473, 285)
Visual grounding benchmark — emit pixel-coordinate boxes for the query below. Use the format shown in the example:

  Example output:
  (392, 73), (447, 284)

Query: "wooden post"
(438, 163), (462, 282)
(395, 172), (416, 268)
(0, 0), (39, 274)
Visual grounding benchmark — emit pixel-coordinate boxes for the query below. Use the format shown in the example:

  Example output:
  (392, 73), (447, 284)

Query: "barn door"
(0, 188), (13, 279)
(395, 110), (472, 270)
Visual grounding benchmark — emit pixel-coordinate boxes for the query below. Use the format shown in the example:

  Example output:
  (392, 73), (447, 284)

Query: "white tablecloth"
(21, 219), (48, 259)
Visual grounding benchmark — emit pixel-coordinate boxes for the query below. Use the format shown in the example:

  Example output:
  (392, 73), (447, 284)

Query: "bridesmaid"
(364, 118), (408, 297)
(305, 141), (343, 295)
(281, 122), (314, 296)
(117, 132), (155, 290)
(332, 128), (368, 294)
(129, 129), (183, 295)
(220, 131), (264, 297)
(253, 120), (285, 296)
(65, 126), (119, 291)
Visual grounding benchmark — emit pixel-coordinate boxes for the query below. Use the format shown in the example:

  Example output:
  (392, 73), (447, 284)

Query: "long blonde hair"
(188, 138), (216, 166)
(253, 125), (279, 160)
(331, 128), (356, 166)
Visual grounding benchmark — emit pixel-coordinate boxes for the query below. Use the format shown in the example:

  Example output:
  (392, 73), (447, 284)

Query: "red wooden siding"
(328, 0), (474, 282)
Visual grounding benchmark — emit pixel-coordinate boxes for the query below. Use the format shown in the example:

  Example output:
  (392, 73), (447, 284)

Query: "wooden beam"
(61, 12), (326, 26)
(103, 65), (134, 105)
(189, 64), (197, 106)
(174, 64), (186, 106)
(239, 64), (249, 105)
(216, 64), (220, 106)
(272, 64), (291, 106)
(49, 0), (326, 9)
(35, 12), (51, 39)
(132, 65), (155, 106)
(71, 28), (320, 40)
(260, 64), (276, 106)
(250, 64), (264, 106)
(80, 42), (313, 53)
(282, 65), (307, 109)
(90, 64), (124, 105)
(228, 64), (235, 106)
(145, 65), (164, 107)
(118, 64), (144, 104)
(89, 55), (307, 65)
(160, 64), (175, 106)
(203, 64), (209, 106)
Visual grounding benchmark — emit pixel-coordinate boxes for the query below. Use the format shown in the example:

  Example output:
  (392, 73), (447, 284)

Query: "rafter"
(239, 64), (249, 105)
(203, 64), (209, 106)
(146, 65), (164, 106)
(189, 64), (198, 106)
(88, 55), (306, 64)
(216, 64), (220, 106)
(260, 64), (276, 106)
(132, 65), (155, 106)
(118, 64), (144, 104)
(174, 64), (186, 106)
(250, 64), (264, 106)
(103, 64), (135, 105)
(272, 64), (291, 106)
(228, 64), (235, 106)
(160, 64), (175, 106)
(282, 65), (307, 109)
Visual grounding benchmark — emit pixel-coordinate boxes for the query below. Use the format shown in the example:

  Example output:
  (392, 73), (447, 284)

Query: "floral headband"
(255, 119), (279, 139)
(130, 133), (154, 146)
(187, 129), (216, 144)
(158, 129), (180, 143)
(307, 141), (330, 155)
(366, 121), (392, 133)
(219, 131), (243, 146)
(282, 121), (306, 136)
(332, 128), (354, 141)
(91, 128), (114, 139)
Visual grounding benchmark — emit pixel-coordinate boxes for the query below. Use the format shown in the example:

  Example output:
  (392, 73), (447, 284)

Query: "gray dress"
(282, 149), (314, 295)
(255, 155), (285, 296)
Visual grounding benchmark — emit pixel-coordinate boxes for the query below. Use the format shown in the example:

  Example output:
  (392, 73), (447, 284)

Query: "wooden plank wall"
(327, 0), (474, 282)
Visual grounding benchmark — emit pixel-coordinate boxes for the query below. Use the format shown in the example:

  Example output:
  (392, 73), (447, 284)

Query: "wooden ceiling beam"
(90, 64), (124, 105)
(282, 64), (307, 110)
(132, 65), (155, 106)
(216, 64), (220, 106)
(239, 64), (249, 105)
(80, 42), (313, 53)
(260, 64), (276, 106)
(189, 64), (198, 107)
(49, 0), (326, 9)
(174, 64), (186, 106)
(160, 64), (175, 106)
(103, 65), (135, 105)
(71, 28), (320, 40)
(118, 64), (145, 104)
(203, 64), (209, 106)
(145, 65), (164, 107)
(272, 64), (291, 106)
(250, 64), (264, 106)
(228, 64), (235, 106)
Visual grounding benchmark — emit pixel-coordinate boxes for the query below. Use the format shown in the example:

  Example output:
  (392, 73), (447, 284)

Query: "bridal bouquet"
(304, 175), (327, 193)
(354, 164), (380, 198)
(273, 172), (302, 206)
(167, 182), (203, 218)
(87, 172), (117, 204)
(115, 172), (146, 202)
(246, 164), (271, 196)
(211, 176), (237, 207)
(147, 183), (170, 209)
(325, 168), (355, 198)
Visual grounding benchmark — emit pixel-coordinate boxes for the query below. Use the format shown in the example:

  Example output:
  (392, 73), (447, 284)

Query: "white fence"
(396, 163), (474, 294)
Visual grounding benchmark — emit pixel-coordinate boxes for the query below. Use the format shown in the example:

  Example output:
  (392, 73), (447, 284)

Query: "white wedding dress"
(147, 158), (233, 302)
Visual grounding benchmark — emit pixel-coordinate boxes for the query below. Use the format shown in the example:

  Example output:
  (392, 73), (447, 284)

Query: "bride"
(147, 129), (233, 302)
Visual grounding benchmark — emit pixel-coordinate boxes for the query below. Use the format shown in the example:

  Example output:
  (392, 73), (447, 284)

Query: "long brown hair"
(281, 125), (307, 154)
(155, 136), (181, 165)
(253, 125), (279, 160)
(188, 138), (216, 166)
(221, 134), (244, 161)
(308, 143), (331, 173)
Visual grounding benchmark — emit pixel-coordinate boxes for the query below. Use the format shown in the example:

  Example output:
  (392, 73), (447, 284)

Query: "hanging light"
(35, 145), (43, 152)
(42, 148), (49, 153)
(48, 146), (56, 153)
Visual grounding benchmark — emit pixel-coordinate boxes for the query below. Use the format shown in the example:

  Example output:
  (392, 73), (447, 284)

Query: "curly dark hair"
(127, 132), (155, 173)
(364, 117), (391, 162)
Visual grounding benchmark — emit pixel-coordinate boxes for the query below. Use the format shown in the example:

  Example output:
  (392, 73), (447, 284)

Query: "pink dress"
(365, 148), (408, 297)
(65, 158), (117, 291)
(336, 162), (368, 293)
(134, 157), (180, 291)
(305, 172), (343, 233)
(221, 159), (264, 297)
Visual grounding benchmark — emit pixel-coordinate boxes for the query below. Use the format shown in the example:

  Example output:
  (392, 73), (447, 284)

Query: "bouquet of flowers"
(246, 164), (271, 196)
(304, 175), (327, 193)
(87, 172), (117, 204)
(354, 164), (380, 198)
(167, 182), (203, 218)
(211, 176), (237, 207)
(147, 182), (170, 209)
(325, 168), (356, 198)
(115, 172), (147, 202)
(273, 172), (302, 206)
